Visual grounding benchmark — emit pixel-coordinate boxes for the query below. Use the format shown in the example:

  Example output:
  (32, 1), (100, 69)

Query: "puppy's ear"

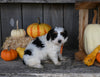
(64, 30), (68, 38)
(46, 29), (54, 41)
(64, 30), (68, 36)
(61, 30), (68, 39)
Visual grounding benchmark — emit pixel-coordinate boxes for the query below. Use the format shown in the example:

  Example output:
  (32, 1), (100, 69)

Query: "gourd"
(84, 45), (100, 66)
(1, 47), (18, 61)
(16, 47), (25, 59)
(84, 24), (100, 54)
(84, 10), (99, 55)
(11, 20), (26, 38)
(27, 18), (51, 38)
(96, 53), (100, 63)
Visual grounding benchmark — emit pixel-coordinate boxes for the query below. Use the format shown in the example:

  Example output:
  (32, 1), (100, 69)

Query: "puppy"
(23, 27), (68, 68)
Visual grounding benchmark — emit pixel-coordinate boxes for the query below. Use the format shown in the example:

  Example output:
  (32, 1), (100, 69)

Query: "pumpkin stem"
(38, 17), (41, 24)
(16, 20), (19, 30)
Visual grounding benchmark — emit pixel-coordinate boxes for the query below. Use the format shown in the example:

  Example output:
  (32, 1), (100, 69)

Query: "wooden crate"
(75, 1), (100, 60)
(0, 0), (80, 51)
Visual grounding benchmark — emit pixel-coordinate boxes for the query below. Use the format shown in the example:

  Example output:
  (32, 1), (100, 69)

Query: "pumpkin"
(27, 18), (51, 38)
(1, 47), (18, 61)
(11, 20), (26, 38)
(84, 24), (100, 54)
(83, 45), (100, 66)
(16, 47), (25, 59)
(96, 53), (100, 63)
(60, 45), (63, 54)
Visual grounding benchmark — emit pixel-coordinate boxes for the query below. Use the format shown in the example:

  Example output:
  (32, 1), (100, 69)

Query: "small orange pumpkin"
(1, 47), (18, 61)
(96, 53), (100, 63)
(27, 18), (51, 38)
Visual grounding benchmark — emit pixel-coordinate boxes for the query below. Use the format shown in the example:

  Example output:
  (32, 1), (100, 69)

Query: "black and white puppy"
(23, 27), (68, 68)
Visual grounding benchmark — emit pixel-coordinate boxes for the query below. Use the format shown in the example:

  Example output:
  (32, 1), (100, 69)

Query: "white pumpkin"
(11, 20), (26, 38)
(84, 24), (100, 54)
(11, 29), (26, 38)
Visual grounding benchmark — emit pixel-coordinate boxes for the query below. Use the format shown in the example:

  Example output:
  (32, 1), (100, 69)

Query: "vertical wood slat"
(88, 9), (94, 24)
(22, 4), (43, 31)
(79, 9), (88, 51)
(1, 4), (22, 42)
(98, 7), (100, 24)
(44, 4), (63, 28)
(64, 4), (75, 48)
(73, 8), (79, 49)
(0, 4), (2, 51)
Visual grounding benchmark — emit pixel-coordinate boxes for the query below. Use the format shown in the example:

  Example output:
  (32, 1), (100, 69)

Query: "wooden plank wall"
(22, 4), (43, 30)
(44, 4), (63, 27)
(1, 4), (22, 42)
(0, 3), (79, 51)
(0, 0), (75, 3)
(0, 5), (1, 51)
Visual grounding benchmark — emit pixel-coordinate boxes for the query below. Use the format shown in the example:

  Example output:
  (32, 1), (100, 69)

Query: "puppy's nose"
(58, 40), (62, 43)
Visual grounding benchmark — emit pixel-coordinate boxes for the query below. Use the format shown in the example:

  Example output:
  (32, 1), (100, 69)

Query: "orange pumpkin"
(1, 48), (18, 61)
(60, 45), (63, 54)
(27, 18), (51, 38)
(96, 53), (100, 63)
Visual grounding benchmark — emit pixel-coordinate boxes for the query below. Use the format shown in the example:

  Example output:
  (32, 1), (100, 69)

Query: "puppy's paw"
(55, 62), (61, 66)
(33, 64), (44, 68)
(60, 57), (66, 61)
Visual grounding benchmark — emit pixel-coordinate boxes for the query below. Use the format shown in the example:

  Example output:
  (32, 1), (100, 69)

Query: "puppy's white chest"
(46, 43), (60, 54)
(39, 45), (60, 60)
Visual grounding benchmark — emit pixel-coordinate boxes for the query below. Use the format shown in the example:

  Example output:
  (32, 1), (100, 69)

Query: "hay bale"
(2, 37), (34, 49)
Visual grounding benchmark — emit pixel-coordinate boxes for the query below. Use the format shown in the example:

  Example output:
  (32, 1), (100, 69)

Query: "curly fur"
(23, 27), (68, 68)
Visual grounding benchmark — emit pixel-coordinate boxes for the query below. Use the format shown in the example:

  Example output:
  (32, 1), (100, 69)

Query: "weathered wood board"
(79, 9), (88, 51)
(1, 4), (22, 42)
(0, 0), (75, 3)
(44, 4), (63, 28)
(77, 0), (100, 2)
(72, 6), (79, 49)
(0, 5), (2, 51)
(64, 4), (79, 49)
(98, 7), (100, 24)
(76, 2), (100, 9)
(22, 4), (43, 31)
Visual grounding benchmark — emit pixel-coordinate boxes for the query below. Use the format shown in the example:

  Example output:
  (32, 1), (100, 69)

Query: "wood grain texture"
(73, 7), (79, 49)
(0, 3), (80, 50)
(44, 4), (63, 28)
(0, 0), (75, 3)
(88, 9), (98, 24)
(64, 4), (77, 49)
(88, 9), (94, 24)
(79, 9), (88, 51)
(1, 4), (22, 42)
(22, 4), (42, 31)
(0, 5), (2, 51)
(76, 0), (100, 2)
(98, 7), (100, 24)
(75, 2), (100, 9)
(92, 10), (97, 24)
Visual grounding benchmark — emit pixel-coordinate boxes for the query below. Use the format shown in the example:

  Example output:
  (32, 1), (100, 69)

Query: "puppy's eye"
(61, 32), (64, 35)
(53, 32), (57, 34)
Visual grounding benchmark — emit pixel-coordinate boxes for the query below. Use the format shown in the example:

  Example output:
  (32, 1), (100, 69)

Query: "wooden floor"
(0, 49), (100, 74)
